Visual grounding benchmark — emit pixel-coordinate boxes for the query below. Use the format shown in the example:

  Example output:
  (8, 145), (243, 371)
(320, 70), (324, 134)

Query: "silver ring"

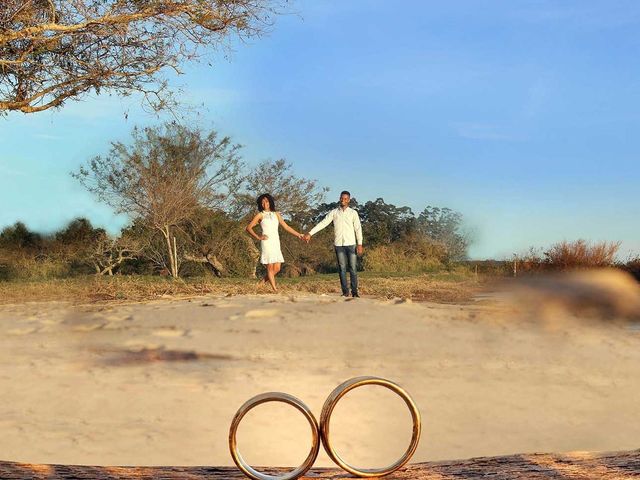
(229, 392), (320, 480)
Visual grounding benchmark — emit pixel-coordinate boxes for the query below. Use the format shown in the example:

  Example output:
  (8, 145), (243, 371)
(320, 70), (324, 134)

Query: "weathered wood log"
(2, 450), (639, 479)
(183, 252), (226, 277)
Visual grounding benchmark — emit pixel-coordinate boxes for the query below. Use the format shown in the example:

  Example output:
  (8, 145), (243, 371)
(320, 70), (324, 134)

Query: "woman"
(246, 193), (304, 292)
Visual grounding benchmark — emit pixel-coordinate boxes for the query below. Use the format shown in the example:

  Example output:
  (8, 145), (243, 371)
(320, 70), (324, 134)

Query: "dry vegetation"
(0, 272), (480, 305)
(470, 240), (638, 279)
(623, 255), (640, 281)
(529, 240), (621, 270)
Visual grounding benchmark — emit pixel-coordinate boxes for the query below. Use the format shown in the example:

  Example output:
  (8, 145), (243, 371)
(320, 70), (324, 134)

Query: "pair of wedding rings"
(229, 376), (422, 480)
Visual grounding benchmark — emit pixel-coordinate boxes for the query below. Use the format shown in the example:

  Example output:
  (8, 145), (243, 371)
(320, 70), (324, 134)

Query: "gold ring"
(229, 392), (321, 480)
(319, 376), (422, 477)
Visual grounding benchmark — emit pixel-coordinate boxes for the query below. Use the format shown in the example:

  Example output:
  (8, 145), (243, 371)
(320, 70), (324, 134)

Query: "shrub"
(515, 247), (548, 274)
(0, 257), (12, 281)
(544, 239), (620, 269)
(506, 240), (623, 277)
(363, 236), (447, 273)
(465, 260), (512, 277)
(0, 252), (72, 280)
(621, 255), (640, 281)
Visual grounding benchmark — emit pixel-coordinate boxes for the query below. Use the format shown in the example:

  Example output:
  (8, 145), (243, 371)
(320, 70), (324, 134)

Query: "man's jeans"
(335, 245), (358, 296)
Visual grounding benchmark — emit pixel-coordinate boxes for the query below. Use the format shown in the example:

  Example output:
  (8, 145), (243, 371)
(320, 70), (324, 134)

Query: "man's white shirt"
(309, 207), (363, 246)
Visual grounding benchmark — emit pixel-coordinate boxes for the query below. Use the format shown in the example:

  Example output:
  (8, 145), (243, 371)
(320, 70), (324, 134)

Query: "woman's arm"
(245, 213), (267, 241)
(276, 212), (304, 239)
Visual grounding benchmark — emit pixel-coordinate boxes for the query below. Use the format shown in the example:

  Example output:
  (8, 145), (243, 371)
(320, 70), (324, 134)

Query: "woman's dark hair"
(256, 193), (276, 212)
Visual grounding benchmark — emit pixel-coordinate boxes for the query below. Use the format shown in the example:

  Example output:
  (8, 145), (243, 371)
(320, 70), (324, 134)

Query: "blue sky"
(1, 0), (639, 259)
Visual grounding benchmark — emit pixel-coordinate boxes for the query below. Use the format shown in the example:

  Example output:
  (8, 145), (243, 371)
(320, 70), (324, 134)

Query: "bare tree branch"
(0, 0), (284, 114)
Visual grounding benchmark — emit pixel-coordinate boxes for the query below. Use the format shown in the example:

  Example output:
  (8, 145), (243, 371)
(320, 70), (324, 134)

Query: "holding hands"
(295, 232), (310, 243)
(294, 232), (311, 243)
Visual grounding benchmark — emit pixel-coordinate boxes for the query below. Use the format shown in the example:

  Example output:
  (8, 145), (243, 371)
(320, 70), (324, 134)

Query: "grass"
(0, 271), (481, 305)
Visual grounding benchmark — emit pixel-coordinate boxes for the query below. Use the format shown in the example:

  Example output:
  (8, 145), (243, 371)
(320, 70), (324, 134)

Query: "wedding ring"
(319, 376), (421, 477)
(229, 392), (321, 480)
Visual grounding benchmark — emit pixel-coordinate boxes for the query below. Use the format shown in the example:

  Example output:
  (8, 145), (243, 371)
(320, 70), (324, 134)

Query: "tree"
(55, 217), (103, 245)
(89, 229), (142, 275)
(232, 158), (328, 277)
(52, 217), (104, 271)
(307, 197), (416, 246)
(417, 206), (469, 261)
(180, 207), (253, 277)
(304, 196), (359, 230)
(0, 0), (282, 114)
(0, 221), (42, 250)
(74, 122), (243, 278)
(233, 159), (328, 219)
(359, 198), (416, 246)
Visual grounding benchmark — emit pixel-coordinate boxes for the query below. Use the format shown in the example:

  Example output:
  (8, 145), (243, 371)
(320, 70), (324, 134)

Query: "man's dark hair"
(256, 193), (276, 212)
(340, 190), (351, 197)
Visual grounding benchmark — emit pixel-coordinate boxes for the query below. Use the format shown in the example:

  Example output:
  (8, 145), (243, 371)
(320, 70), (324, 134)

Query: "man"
(304, 191), (364, 297)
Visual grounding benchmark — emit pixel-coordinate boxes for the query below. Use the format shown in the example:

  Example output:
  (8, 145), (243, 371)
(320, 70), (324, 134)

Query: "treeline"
(0, 201), (468, 281)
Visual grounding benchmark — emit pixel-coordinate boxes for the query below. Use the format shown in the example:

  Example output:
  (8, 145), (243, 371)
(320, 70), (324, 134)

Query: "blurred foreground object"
(507, 269), (640, 321)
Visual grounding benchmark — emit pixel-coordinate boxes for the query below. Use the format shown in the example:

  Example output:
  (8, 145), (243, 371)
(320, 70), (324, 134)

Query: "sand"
(1, 291), (639, 469)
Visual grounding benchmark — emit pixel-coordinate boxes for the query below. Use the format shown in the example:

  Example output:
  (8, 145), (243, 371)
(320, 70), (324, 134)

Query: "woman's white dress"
(260, 211), (285, 264)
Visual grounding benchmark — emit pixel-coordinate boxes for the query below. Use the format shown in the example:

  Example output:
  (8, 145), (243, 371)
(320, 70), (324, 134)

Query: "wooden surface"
(2, 450), (640, 479)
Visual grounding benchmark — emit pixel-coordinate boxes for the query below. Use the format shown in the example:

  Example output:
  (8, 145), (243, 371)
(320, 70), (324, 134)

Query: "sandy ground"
(1, 290), (639, 468)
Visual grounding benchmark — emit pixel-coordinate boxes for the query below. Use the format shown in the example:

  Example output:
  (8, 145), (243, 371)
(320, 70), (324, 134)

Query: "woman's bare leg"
(266, 263), (278, 292)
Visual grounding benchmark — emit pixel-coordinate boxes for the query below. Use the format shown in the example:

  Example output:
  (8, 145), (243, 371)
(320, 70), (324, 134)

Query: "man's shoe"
(352, 293), (360, 298)
(341, 292), (350, 297)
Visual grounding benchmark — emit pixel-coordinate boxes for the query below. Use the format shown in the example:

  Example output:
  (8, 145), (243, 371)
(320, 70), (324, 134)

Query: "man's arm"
(307, 210), (335, 237)
(353, 211), (364, 255)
